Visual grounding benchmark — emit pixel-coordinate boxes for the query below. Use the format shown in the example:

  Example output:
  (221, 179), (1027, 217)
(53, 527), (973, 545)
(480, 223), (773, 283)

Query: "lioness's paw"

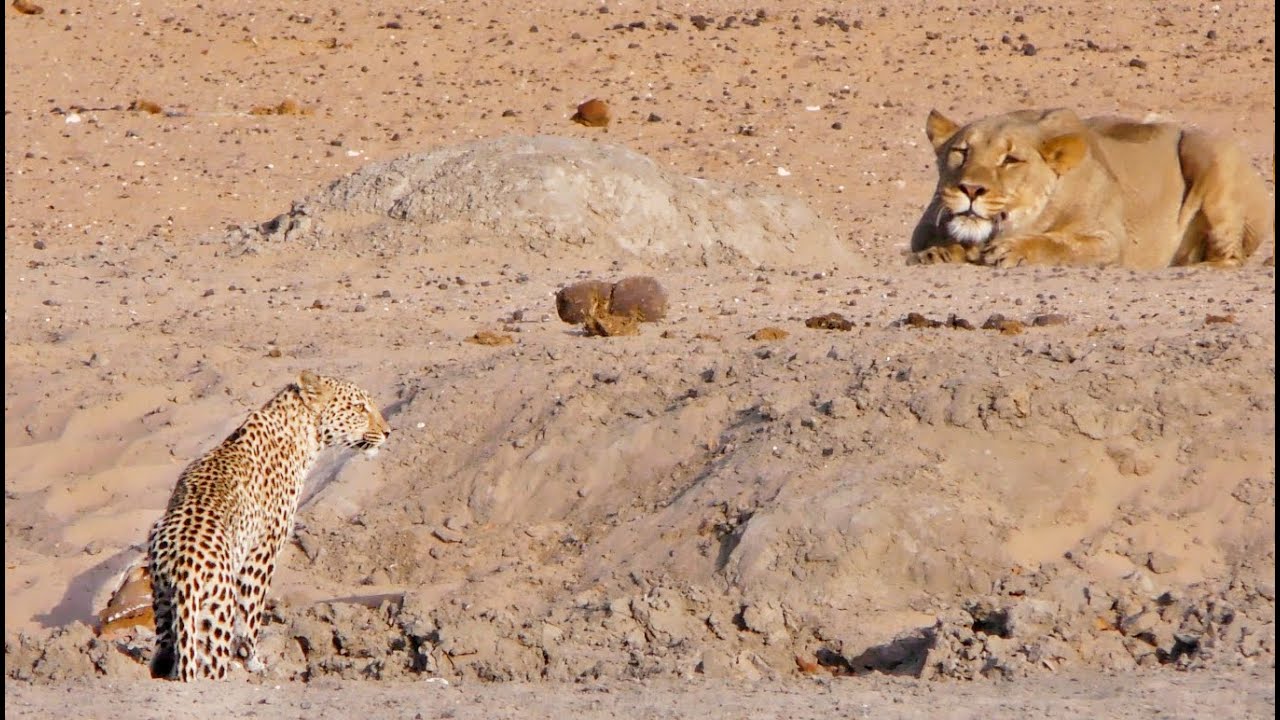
(910, 244), (971, 265)
(982, 237), (1033, 267)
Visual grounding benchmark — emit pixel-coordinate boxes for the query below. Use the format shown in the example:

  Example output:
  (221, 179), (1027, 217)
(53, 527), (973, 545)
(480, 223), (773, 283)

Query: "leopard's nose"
(959, 182), (986, 199)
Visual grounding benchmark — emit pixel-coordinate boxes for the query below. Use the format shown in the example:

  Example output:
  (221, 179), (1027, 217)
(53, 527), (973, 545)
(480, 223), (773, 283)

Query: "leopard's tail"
(149, 547), (235, 680)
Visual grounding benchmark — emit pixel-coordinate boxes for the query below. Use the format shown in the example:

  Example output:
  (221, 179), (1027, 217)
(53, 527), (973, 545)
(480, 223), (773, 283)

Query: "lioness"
(910, 108), (1273, 268)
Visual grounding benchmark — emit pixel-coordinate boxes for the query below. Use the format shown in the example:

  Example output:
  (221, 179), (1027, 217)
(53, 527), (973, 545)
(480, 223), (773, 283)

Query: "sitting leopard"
(147, 371), (391, 681)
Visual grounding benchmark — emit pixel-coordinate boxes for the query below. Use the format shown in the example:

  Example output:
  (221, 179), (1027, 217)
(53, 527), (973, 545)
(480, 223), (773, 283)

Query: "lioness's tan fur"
(910, 108), (1273, 269)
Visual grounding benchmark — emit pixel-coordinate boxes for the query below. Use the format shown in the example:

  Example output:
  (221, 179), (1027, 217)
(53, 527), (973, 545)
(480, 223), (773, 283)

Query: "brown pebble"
(749, 327), (789, 341)
(129, 99), (164, 114)
(571, 98), (610, 127)
(555, 280), (613, 324)
(1128, 58), (1148, 69)
(12, 0), (43, 14)
(610, 276), (668, 322)
(1204, 313), (1236, 325)
(903, 312), (942, 329)
(466, 330), (515, 346)
(804, 312), (853, 331)
(981, 314), (1025, 335)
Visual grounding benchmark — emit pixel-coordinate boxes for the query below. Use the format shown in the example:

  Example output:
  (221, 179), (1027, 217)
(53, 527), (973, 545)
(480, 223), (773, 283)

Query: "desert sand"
(4, 0), (1275, 717)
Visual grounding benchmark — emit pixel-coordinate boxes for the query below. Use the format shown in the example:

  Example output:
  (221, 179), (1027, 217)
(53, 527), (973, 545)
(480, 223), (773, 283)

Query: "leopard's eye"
(1000, 154), (1023, 166)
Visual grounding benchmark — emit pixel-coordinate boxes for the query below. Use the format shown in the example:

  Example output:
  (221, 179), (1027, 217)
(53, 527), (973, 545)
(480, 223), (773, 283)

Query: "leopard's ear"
(298, 371), (334, 411)
(926, 109), (960, 151)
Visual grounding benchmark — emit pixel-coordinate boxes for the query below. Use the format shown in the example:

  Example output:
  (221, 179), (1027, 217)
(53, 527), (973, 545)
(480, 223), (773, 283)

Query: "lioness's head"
(924, 108), (1090, 246)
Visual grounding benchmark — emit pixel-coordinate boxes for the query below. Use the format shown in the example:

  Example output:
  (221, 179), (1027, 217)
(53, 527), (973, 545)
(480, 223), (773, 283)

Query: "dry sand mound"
(234, 135), (856, 269)
(8, 270), (1273, 686)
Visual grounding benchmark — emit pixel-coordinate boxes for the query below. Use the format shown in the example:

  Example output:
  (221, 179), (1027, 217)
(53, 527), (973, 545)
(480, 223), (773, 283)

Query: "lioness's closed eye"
(909, 108), (1274, 269)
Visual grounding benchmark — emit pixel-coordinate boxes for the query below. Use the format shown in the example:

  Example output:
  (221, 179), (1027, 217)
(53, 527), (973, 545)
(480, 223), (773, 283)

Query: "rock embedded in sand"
(1147, 551), (1177, 574)
(749, 327), (789, 341)
(609, 276), (668, 322)
(571, 98), (610, 127)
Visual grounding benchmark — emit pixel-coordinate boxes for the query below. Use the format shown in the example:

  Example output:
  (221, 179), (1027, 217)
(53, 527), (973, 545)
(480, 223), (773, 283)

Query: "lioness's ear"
(926, 110), (960, 150)
(1039, 133), (1087, 174)
(298, 370), (334, 411)
(1037, 108), (1084, 136)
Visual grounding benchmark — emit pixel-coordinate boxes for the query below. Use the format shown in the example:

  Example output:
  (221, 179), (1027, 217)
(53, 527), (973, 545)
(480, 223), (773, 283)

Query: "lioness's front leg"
(910, 242), (981, 265)
(983, 232), (1119, 267)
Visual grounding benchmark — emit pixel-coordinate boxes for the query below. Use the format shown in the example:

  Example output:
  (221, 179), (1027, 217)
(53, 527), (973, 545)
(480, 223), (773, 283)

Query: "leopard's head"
(298, 371), (391, 456)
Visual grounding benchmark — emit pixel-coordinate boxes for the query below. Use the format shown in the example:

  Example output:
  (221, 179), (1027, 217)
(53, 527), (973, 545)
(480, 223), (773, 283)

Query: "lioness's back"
(1084, 117), (1187, 268)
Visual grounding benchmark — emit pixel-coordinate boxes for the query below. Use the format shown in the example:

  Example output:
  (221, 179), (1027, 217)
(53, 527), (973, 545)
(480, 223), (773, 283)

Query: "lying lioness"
(910, 108), (1273, 268)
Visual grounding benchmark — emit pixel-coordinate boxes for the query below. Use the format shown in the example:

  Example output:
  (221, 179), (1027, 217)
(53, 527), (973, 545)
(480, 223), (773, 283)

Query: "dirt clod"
(749, 326), (789, 341)
(466, 330), (515, 346)
(556, 280), (614, 324)
(609, 276), (668, 322)
(805, 312), (853, 330)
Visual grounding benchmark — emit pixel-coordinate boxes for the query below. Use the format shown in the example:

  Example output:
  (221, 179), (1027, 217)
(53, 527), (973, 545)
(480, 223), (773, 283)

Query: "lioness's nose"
(959, 183), (986, 199)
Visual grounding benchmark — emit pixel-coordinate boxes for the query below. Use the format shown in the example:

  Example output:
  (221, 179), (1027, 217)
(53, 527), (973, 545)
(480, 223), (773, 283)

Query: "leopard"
(909, 107), (1274, 268)
(146, 370), (391, 681)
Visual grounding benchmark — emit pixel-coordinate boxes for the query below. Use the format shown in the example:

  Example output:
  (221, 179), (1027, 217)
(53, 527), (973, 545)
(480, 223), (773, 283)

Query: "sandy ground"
(4, 0), (1275, 715)
(4, 670), (1276, 720)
